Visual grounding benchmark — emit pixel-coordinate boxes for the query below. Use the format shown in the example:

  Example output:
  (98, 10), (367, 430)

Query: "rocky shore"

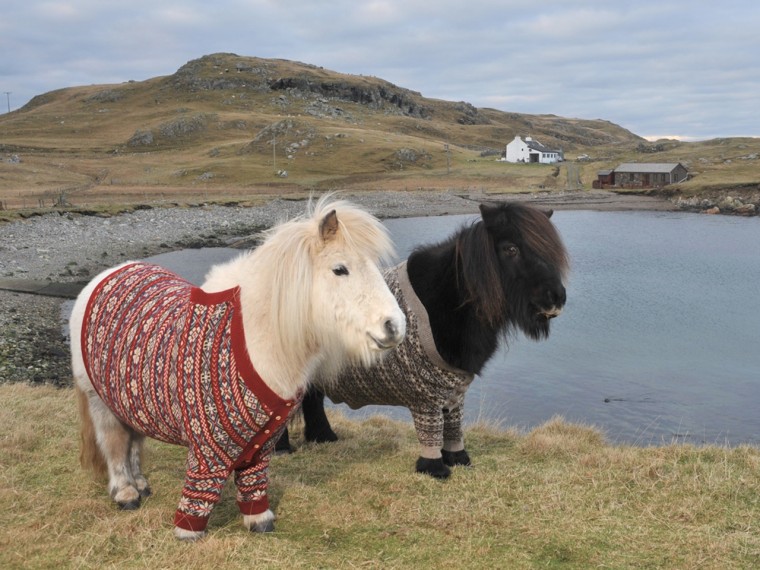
(0, 189), (679, 385)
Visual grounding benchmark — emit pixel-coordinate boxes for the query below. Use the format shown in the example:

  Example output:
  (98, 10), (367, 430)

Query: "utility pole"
(445, 143), (451, 175)
(3, 92), (10, 113)
(272, 131), (276, 173)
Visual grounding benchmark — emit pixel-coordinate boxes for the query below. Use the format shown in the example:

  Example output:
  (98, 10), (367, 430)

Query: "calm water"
(146, 210), (760, 446)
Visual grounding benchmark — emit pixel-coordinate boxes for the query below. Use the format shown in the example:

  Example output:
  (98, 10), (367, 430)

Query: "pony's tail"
(77, 387), (107, 477)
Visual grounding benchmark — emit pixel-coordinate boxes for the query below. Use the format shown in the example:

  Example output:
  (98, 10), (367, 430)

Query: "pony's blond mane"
(206, 195), (395, 393)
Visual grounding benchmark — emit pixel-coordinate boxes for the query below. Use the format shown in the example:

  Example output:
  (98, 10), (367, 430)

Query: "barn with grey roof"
(593, 162), (688, 189)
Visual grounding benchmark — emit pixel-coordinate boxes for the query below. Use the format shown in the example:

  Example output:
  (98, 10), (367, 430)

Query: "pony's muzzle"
(370, 315), (406, 350)
(385, 317), (398, 337)
(547, 281), (567, 308)
(534, 280), (566, 320)
(541, 307), (563, 320)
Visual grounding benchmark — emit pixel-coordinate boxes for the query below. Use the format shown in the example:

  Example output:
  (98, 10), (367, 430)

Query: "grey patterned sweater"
(316, 261), (475, 449)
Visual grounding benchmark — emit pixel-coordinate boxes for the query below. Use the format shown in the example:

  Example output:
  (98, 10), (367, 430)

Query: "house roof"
(526, 139), (559, 153)
(597, 169), (613, 176)
(615, 162), (684, 174)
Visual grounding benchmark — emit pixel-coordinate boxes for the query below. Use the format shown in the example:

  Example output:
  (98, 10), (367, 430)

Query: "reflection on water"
(142, 210), (760, 446)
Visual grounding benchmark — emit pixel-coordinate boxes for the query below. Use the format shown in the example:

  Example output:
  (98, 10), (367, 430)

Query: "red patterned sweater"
(81, 262), (299, 532)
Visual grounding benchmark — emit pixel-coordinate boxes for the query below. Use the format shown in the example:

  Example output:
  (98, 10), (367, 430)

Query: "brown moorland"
(2, 53), (757, 215)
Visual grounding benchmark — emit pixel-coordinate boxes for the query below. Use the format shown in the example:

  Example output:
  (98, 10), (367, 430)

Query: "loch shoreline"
(0, 188), (684, 386)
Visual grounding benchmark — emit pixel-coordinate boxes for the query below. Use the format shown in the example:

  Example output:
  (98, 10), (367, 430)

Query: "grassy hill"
(1, 53), (758, 211)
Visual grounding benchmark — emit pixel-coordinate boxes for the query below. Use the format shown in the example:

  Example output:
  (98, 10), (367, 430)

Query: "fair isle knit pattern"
(82, 262), (299, 532)
(318, 261), (475, 449)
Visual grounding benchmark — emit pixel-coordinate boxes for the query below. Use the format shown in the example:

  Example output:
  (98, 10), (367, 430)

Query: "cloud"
(1, 0), (759, 140)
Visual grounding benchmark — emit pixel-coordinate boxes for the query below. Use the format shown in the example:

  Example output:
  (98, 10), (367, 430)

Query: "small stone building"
(612, 163), (688, 187)
(593, 162), (688, 189)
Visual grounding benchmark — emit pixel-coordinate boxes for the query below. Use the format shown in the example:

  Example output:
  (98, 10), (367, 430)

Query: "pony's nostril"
(384, 318), (397, 338)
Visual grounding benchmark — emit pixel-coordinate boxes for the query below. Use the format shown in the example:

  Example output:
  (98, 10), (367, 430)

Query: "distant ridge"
(0, 53), (661, 209)
(15, 53), (644, 151)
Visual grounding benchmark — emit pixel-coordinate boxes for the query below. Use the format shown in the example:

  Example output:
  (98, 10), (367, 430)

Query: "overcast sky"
(1, 1), (758, 141)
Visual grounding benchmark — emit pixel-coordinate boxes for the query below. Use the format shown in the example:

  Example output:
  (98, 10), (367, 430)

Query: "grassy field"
(2, 383), (759, 569)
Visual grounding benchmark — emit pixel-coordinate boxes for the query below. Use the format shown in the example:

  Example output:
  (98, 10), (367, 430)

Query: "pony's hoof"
(174, 527), (206, 542)
(249, 519), (275, 533)
(415, 457), (451, 479)
(138, 485), (152, 498)
(244, 509), (276, 533)
(442, 449), (472, 467)
(118, 498), (141, 510)
(304, 426), (338, 443)
(112, 485), (141, 508)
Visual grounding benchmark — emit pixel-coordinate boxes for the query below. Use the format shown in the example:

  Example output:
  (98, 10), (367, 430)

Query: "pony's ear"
(479, 203), (504, 226)
(319, 209), (339, 242)
(544, 209), (554, 219)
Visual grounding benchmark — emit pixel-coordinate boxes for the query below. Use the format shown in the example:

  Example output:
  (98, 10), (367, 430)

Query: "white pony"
(70, 196), (405, 540)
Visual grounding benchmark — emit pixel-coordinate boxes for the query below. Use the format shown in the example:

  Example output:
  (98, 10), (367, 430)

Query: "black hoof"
(304, 426), (339, 443)
(415, 457), (451, 479)
(139, 486), (152, 498)
(118, 498), (141, 510)
(442, 449), (472, 467)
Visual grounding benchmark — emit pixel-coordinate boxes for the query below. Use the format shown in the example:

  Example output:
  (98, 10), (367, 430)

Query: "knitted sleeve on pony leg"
(442, 404), (464, 446)
(410, 407), (446, 449)
(233, 408), (296, 515)
(174, 454), (231, 532)
(233, 451), (274, 516)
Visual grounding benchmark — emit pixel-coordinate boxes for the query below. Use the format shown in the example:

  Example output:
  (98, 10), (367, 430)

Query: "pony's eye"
(502, 244), (519, 257)
(332, 265), (349, 276)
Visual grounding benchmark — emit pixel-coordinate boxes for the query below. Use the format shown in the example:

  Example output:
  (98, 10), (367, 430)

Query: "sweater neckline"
(396, 261), (472, 379)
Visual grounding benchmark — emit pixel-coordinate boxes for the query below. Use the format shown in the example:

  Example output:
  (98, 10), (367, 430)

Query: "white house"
(505, 136), (563, 164)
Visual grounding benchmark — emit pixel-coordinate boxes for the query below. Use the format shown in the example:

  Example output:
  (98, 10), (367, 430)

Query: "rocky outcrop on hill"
(127, 113), (214, 147)
(237, 118), (318, 156)
(453, 102), (490, 125)
(169, 54), (433, 119)
(385, 148), (433, 170)
(168, 54), (506, 125)
(269, 76), (432, 119)
(169, 54), (273, 93)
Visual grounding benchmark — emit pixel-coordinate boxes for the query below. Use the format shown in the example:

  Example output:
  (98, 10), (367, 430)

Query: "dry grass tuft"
(520, 415), (606, 457)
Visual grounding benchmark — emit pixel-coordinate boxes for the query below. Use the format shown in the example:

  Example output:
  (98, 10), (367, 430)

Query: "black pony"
(279, 202), (569, 478)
